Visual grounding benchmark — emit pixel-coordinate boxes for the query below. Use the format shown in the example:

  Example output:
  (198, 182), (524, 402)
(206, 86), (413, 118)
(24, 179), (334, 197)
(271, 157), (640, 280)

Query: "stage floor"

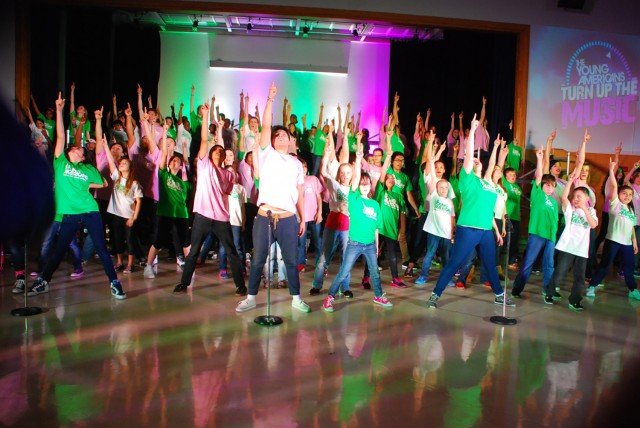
(1, 257), (638, 427)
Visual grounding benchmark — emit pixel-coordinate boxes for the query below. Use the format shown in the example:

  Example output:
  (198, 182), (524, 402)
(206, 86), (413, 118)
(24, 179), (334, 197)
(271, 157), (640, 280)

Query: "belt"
(258, 207), (295, 229)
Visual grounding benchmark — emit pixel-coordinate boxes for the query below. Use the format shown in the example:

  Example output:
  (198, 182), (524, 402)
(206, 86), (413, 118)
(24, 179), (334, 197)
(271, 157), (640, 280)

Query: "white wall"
(0, 1), (16, 108)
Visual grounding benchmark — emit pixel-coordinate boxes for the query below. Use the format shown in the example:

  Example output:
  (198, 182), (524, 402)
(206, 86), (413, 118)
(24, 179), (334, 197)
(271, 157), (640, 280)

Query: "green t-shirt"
(190, 111), (203, 137)
(390, 133), (404, 154)
(505, 144), (523, 172)
(374, 182), (404, 240)
(157, 169), (190, 218)
(312, 131), (327, 156)
(53, 154), (104, 216)
(166, 126), (177, 140)
(69, 111), (91, 145)
(386, 168), (413, 196)
(457, 168), (498, 230)
(418, 164), (427, 214)
(348, 189), (382, 245)
(416, 139), (427, 165)
(37, 113), (55, 140)
(347, 134), (357, 153)
(501, 177), (522, 221)
(449, 175), (462, 215)
(529, 182), (559, 241)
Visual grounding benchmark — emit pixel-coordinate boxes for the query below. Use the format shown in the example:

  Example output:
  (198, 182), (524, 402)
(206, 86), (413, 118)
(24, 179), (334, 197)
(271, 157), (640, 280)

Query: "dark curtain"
(388, 29), (517, 161)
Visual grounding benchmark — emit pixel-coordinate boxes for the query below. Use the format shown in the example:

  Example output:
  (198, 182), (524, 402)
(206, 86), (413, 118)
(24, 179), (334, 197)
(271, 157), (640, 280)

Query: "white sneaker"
(143, 265), (156, 279)
(292, 298), (311, 313)
(235, 298), (256, 312)
(12, 278), (25, 294)
(586, 286), (596, 297)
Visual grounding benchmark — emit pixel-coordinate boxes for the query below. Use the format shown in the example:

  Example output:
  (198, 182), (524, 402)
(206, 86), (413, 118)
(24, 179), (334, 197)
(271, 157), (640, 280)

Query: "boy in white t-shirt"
(219, 165), (247, 279)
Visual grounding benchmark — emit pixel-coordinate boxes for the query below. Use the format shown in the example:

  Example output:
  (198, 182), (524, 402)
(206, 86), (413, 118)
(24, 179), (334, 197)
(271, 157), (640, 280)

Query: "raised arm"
(124, 103), (135, 150)
(159, 124), (169, 170)
(53, 93), (65, 157)
(422, 129), (436, 174)
(30, 94), (42, 117)
(320, 124), (336, 179)
(424, 107), (431, 132)
(102, 133), (117, 175)
(316, 103), (324, 129)
(112, 94), (118, 119)
(483, 134), (501, 180)
(210, 95), (217, 123)
(338, 127), (349, 165)
(137, 84), (144, 119)
(463, 114), (479, 173)
(141, 110), (158, 155)
(543, 129), (556, 174)
(355, 111), (361, 132)
(199, 102), (211, 159)
(448, 112), (455, 139)
(239, 90), (245, 122)
(534, 146), (545, 185)
(254, 103), (261, 127)
(343, 102), (351, 134)
(574, 129), (589, 176)
(391, 92), (400, 127)
(69, 82), (76, 114)
(282, 96), (288, 126)
(95, 107), (104, 156)
(351, 138), (364, 192)
(189, 84), (196, 114)
(479, 96), (487, 125)
(259, 82), (277, 150)
(606, 157), (618, 201)
(215, 118), (224, 148)
(497, 139), (509, 169)
(413, 112), (423, 151)
(73, 116), (85, 148)
(378, 137), (393, 185)
(561, 169), (576, 210)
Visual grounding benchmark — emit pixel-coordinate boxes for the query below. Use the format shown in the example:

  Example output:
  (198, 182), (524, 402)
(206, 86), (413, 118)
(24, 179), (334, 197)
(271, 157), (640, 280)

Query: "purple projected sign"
(561, 41), (638, 129)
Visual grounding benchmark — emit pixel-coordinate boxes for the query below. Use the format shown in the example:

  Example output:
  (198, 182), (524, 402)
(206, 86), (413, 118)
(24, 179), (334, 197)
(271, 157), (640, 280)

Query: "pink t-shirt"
(94, 150), (113, 201)
(193, 156), (235, 221)
(302, 175), (323, 222)
(238, 159), (257, 204)
(474, 126), (489, 152)
(128, 142), (161, 200)
(362, 161), (382, 191)
(139, 120), (165, 146)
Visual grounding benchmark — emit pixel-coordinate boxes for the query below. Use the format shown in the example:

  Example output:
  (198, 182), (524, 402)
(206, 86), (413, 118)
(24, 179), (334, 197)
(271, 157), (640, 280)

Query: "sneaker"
(69, 269), (84, 279)
(143, 265), (156, 279)
(110, 280), (126, 300)
(495, 294), (516, 307)
(292, 298), (311, 313)
(403, 268), (414, 278)
(544, 294), (554, 305)
(426, 293), (439, 309)
(277, 280), (288, 289)
(137, 258), (147, 267)
(361, 277), (371, 290)
(309, 287), (321, 296)
(235, 286), (247, 296)
(483, 281), (492, 289)
(414, 276), (427, 286)
(552, 291), (562, 300)
(235, 298), (256, 312)
(123, 265), (134, 274)
(176, 255), (186, 267)
(343, 290), (354, 299)
(568, 301), (584, 311)
(431, 259), (441, 268)
(323, 295), (335, 312)
(511, 291), (522, 298)
(113, 264), (124, 272)
(401, 261), (409, 270)
(219, 269), (229, 279)
(373, 293), (393, 308)
(629, 289), (640, 301)
(391, 278), (408, 288)
(12, 278), (25, 294)
(585, 286), (596, 298)
(634, 271), (640, 279)
(27, 278), (49, 296)
(173, 283), (189, 293)
(532, 268), (541, 275)
(455, 281), (465, 289)
(297, 264), (306, 272)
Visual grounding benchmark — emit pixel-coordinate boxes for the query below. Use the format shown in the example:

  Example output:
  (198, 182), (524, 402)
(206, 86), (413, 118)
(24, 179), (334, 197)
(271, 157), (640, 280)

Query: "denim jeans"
(39, 221), (83, 272)
(589, 239), (637, 291)
(547, 251), (587, 304)
(311, 154), (322, 177)
(198, 231), (218, 262)
(219, 225), (246, 273)
(418, 233), (451, 278)
(42, 212), (117, 283)
(181, 214), (245, 289)
(247, 213), (301, 296)
(409, 214), (428, 264)
(263, 242), (286, 282)
(297, 221), (322, 265)
(329, 240), (383, 297)
(432, 226), (504, 297)
(312, 227), (349, 290)
(512, 234), (555, 294)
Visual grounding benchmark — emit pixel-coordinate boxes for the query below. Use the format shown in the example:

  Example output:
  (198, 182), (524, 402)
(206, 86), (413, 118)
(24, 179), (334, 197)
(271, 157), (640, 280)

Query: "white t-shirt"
(107, 170), (143, 219)
(555, 204), (597, 258)
(552, 178), (567, 207)
(228, 183), (247, 227)
(423, 173), (455, 211)
(493, 184), (507, 219)
(256, 145), (304, 214)
(607, 198), (636, 245)
(326, 177), (350, 215)
(423, 190), (455, 239)
(175, 124), (192, 159)
(631, 184), (640, 225)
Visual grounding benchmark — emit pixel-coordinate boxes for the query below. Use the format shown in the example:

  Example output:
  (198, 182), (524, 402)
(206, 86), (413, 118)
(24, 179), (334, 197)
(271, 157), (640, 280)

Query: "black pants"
(111, 215), (135, 255)
(180, 214), (244, 290)
(408, 214), (428, 265)
(243, 202), (258, 253)
(547, 250), (587, 304)
(509, 220), (520, 264)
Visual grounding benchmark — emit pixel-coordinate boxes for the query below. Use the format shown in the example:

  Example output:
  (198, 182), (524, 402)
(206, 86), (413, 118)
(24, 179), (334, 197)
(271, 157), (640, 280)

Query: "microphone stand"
(255, 210), (283, 326)
(490, 215), (517, 326)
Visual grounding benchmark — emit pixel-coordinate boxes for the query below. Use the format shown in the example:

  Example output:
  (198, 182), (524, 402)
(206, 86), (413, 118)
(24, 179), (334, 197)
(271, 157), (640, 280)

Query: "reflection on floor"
(1, 257), (639, 427)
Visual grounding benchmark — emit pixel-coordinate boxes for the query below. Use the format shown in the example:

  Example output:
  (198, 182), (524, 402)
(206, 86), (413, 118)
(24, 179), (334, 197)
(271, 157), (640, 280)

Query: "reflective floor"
(1, 256), (639, 427)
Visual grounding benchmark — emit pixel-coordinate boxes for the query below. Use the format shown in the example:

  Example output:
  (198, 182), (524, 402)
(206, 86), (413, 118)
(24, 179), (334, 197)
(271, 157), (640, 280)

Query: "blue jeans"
(432, 226), (504, 297)
(39, 221), (83, 272)
(512, 234), (555, 294)
(589, 239), (637, 291)
(311, 154), (322, 176)
(42, 212), (117, 283)
(247, 213), (301, 296)
(198, 231), (217, 261)
(329, 241), (383, 297)
(312, 227), (350, 290)
(419, 233), (451, 278)
(297, 221), (322, 265)
(219, 225), (245, 273)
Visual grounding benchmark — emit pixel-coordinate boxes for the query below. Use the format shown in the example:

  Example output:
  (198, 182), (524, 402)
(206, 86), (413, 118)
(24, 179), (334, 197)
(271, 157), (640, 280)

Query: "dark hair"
(619, 185), (635, 211)
(372, 148), (383, 155)
(549, 159), (560, 170)
(111, 119), (123, 127)
(504, 167), (516, 175)
(572, 186), (590, 198)
(208, 145), (225, 163)
(541, 174), (556, 186)
(390, 151), (405, 163)
(299, 158), (307, 167)
(360, 172), (372, 184)
(271, 125), (291, 142)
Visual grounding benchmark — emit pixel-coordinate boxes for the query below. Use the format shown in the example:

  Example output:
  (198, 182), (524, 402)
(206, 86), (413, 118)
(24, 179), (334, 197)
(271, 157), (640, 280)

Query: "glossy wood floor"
(1, 255), (639, 427)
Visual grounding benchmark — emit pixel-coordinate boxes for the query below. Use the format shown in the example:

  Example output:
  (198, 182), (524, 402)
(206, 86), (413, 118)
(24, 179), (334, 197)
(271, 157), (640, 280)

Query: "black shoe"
(343, 290), (354, 299)
(173, 283), (188, 293)
(511, 292), (522, 298)
(568, 301), (584, 312)
(235, 286), (247, 296)
(544, 294), (554, 305)
(552, 291), (562, 300)
(309, 287), (321, 296)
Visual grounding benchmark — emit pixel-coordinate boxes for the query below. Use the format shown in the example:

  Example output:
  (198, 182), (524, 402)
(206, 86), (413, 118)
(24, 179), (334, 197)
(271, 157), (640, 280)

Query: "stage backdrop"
(527, 26), (640, 154)
(157, 32), (389, 137)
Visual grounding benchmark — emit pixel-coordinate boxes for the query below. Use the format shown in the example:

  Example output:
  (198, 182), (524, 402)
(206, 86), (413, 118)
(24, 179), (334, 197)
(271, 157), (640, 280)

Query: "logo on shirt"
(166, 176), (184, 192)
(570, 211), (590, 228)
(362, 205), (378, 221)
(433, 198), (452, 214)
(479, 179), (497, 193)
(383, 193), (400, 211)
(63, 163), (88, 181)
(619, 207), (636, 223)
(544, 196), (555, 208)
